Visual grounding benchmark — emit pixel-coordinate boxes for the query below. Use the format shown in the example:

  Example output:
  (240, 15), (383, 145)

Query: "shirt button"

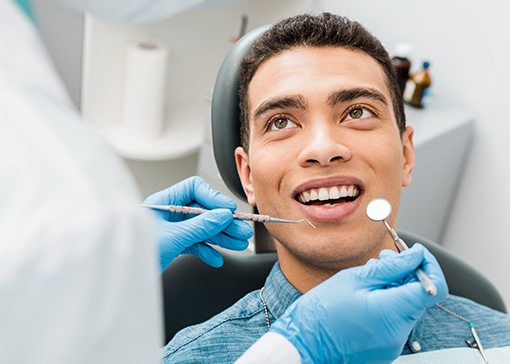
(412, 341), (422, 352)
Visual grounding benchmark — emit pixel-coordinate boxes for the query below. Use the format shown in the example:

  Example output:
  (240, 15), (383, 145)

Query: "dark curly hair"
(239, 12), (406, 150)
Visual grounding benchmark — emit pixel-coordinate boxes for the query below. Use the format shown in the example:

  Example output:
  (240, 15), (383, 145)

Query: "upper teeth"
(297, 185), (359, 204)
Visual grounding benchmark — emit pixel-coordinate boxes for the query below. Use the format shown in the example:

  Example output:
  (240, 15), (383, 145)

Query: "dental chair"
(162, 232), (507, 342)
(161, 26), (507, 343)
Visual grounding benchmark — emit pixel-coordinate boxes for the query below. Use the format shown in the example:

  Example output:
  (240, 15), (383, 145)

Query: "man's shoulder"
(162, 289), (268, 363)
(408, 295), (510, 354)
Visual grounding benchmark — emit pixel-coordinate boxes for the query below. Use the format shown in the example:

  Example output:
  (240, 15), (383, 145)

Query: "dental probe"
(366, 198), (437, 296)
(141, 204), (316, 228)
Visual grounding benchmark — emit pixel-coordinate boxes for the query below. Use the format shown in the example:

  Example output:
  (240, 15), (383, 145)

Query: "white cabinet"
(400, 99), (474, 242)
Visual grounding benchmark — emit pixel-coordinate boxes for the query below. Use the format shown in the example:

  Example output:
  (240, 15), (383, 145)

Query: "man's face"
(235, 47), (414, 277)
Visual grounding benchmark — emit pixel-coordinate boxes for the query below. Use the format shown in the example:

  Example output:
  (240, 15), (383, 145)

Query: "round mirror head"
(366, 198), (392, 222)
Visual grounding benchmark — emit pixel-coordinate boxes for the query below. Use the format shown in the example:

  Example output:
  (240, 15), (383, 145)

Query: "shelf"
(405, 98), (475, 147)
(93, 102), (205, 161)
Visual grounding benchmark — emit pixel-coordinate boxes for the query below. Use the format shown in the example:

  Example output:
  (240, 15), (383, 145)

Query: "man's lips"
(292, 179), (364, 222)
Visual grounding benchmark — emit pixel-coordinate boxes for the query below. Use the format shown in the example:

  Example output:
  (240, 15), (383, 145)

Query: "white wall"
(80, 0), (313, 197)
(314, 0), (510, 307)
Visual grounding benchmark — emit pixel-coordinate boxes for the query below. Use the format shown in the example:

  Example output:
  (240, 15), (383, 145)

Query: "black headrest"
(211, 25), (270, 202)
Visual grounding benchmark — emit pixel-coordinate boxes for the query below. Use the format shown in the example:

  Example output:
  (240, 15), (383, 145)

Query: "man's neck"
(274, 239), (396, 293)
(275, 245), (357, 293)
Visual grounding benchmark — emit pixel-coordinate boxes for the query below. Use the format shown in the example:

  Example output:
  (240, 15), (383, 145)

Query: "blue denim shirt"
(162, 262), (510, 363)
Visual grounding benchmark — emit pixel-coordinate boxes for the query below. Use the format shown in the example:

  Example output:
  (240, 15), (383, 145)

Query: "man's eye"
(345, 107), (374, 120)
(269, 117), (297, 130)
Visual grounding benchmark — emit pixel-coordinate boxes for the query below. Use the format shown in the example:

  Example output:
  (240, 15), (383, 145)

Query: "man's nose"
(297, 123), (352, 167)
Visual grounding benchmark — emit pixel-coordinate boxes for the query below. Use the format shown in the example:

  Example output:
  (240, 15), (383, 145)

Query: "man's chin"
(276, 239), (375, 271)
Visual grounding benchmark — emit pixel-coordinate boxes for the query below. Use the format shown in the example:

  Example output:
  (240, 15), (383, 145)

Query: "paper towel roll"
(122, 38), (169, 140)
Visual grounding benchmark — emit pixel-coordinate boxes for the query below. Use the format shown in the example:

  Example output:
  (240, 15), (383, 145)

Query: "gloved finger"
(378, 249), (398, 259)
(415, 244), (449, 300)
(378, 252), (410, 289)
(157, 209), (235, 272)
(143, 179), (192, 206)
(352, 244), (426, 288)
(216, 219), (253, 240)
(390, 244), (448, 297)
(144, 176), (235, 211)
(374, 273), (444, 320)
(186, 202), (253, 241)
(379, 249), (415, 287)
(204, 232), (250, 251)
(171, 209), (234, 246)
(183, 243), (224, 268)
(373, 249), (448, 316)
(143, 185), (177, 221)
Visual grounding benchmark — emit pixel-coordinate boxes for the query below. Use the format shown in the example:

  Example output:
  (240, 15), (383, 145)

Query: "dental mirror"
(365, 197), (438, 296)
(366, 198), (392, 222)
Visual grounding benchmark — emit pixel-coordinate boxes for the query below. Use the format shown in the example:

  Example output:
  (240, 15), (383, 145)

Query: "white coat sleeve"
(235, 332), (302, 364)
(62, 0), (243, 24)
(0, 1), (162, 363)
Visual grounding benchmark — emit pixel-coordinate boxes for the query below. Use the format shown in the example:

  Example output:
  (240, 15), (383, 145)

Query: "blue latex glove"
(271, 244), (448, 364)
(143, 176), (253, 272)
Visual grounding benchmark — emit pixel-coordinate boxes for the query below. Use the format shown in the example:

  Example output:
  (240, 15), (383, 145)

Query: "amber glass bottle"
(391, 42), (412, 96)
(404, 61), (432, 108)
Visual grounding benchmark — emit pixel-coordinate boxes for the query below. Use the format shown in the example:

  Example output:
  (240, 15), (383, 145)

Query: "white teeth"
(329, 186), (340, 199)
(297, 185), (359, 203)
(340, 186), (347, 197)
(347, 185), (354, 197)
(302, 190), (310, 203)
(318, 188), (329, 201)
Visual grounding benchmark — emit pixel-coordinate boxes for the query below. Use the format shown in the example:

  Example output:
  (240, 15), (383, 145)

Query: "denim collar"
(261, 262), (302, 324)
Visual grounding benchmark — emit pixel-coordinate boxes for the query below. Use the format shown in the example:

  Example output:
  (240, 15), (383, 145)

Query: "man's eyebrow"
(327, 87), (388, 107)
(252, 95), (308, 120)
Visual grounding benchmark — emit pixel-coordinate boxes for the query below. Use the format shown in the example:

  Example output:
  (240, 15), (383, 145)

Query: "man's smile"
(290, 177), (364, 222)
(296, 185), (360, 206)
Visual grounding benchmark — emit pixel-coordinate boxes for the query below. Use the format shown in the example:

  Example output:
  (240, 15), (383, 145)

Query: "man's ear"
(402, 126), (415, 187)
(235, 146), (256, 206)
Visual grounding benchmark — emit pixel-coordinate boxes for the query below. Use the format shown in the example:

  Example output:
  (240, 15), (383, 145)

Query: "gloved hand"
(270, 244), (448, 364)
(143, 176), (253, 272)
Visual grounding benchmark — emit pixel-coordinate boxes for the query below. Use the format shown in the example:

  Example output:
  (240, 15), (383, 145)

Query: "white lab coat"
(0, 1), (162, 363)
(0, 0), (301, 363)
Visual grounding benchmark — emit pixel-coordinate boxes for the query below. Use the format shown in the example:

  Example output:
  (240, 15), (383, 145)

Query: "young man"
(163, 12), (510, 363)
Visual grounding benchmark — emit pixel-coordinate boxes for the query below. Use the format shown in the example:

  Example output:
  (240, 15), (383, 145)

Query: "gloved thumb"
(354, 245), (426, 288)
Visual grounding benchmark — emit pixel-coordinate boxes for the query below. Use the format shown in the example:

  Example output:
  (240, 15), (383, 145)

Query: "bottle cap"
(394, 42), (413, 58)
(423, 61), (430, 68)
